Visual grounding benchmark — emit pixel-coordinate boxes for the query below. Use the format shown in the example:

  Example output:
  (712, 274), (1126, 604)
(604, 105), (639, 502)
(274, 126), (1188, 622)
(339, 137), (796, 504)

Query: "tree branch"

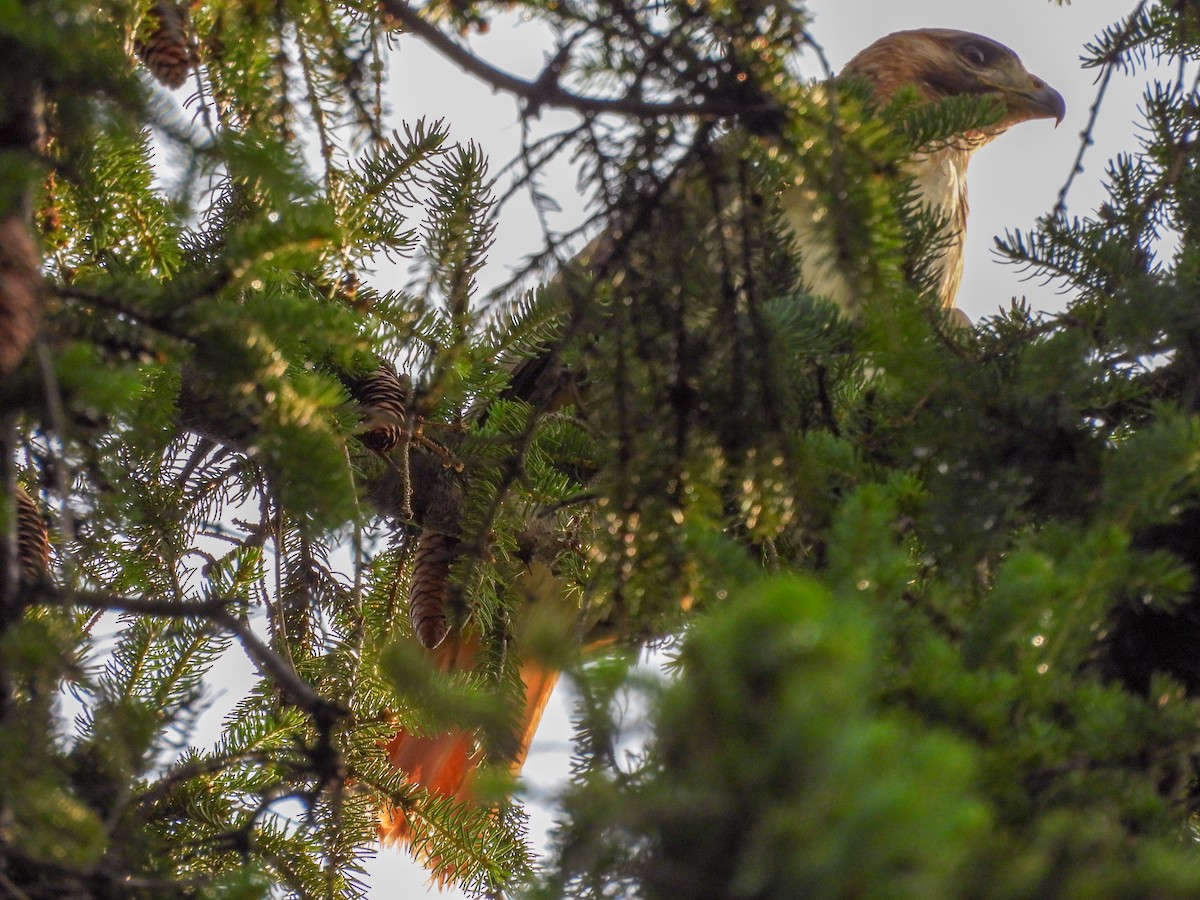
(380, 0), (778, 121)
(1054, 0), (1148, 218)
(47, 588), (343, 726)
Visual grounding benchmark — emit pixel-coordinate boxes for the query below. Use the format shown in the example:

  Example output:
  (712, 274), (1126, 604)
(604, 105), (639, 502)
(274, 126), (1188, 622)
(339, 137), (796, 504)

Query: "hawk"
(787, 29), (1064, 314)
(379, 26), (1065, 857)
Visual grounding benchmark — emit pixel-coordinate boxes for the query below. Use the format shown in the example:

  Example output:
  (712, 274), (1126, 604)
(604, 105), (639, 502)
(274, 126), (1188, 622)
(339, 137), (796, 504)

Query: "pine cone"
(353, 363), (461, 647)
(0, 215), (42, 376)
(409, 529), (457, 649)
(351, 363), (410, 454)
(135, 1), (193, 89)
(14, 486), (49, 586)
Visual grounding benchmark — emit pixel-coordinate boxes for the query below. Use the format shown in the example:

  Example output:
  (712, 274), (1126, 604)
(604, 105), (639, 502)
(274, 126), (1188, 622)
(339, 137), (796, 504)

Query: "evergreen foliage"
(4, 0), (1200, 897)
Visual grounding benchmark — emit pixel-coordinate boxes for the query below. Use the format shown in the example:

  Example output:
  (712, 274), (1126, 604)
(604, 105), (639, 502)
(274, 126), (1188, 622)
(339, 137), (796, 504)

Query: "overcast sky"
(360, 0), (1159, 893)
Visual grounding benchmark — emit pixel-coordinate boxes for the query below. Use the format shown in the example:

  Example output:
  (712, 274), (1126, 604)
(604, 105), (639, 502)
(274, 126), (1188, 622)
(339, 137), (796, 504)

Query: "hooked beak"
(1003, 73), (1066, 125)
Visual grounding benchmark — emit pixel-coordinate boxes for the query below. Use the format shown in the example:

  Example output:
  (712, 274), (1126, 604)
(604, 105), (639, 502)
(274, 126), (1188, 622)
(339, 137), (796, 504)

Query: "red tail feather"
(378, 632), (561, 849)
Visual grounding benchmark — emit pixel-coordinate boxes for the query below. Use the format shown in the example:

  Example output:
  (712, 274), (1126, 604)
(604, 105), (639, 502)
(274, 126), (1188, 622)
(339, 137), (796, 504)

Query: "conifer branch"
(380, 0), (780, 121)
(48, 588), (344, 727)
(214, 608), (346, 727)
(456, 123), (718, 564)
(1054, 0), (1147, 217)
(54, 588), (231, 620)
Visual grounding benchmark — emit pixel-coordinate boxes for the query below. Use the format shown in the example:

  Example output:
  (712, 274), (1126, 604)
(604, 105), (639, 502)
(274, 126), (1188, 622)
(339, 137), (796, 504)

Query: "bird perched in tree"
(785, 28), (1064, 314)
(378, 26), (1065, 859)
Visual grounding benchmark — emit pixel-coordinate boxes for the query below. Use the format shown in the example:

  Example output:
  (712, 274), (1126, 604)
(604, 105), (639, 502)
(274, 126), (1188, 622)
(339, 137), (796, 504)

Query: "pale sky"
(356, 0), (1158, 894)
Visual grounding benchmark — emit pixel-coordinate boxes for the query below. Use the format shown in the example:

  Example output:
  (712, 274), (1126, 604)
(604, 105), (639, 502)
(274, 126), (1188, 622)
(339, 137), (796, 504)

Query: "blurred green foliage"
(4, 0), (1200, 897)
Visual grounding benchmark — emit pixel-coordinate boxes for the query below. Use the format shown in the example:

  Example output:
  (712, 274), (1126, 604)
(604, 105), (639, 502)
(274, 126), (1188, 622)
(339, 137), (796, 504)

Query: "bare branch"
(1054, 0), (1148, 218)
(380, 0), (779, 121)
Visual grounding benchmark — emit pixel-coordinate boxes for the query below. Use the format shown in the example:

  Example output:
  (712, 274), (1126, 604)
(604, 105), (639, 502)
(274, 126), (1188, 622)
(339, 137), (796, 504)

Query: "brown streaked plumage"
(380, 28), (1066, 869)
(844, 29), (1064, 131)
(785, 28), (1064, 312)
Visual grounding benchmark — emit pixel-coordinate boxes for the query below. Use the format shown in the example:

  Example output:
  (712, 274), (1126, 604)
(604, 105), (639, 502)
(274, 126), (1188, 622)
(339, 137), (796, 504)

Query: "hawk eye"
(961, 44), (988, 67)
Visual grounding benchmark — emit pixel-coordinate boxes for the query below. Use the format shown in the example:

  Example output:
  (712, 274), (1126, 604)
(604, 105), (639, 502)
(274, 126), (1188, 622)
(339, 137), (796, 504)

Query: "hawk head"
(783, 29), (1065, 311)
(844, 28), (1065, 135)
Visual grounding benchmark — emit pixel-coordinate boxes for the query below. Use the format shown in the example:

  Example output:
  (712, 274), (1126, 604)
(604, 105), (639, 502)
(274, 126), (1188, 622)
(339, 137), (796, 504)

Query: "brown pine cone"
(14, 486), (49, 586)
(135, 1), (193, 89)
(351, 363), (410, 454)
(409, 529), (457, 649)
